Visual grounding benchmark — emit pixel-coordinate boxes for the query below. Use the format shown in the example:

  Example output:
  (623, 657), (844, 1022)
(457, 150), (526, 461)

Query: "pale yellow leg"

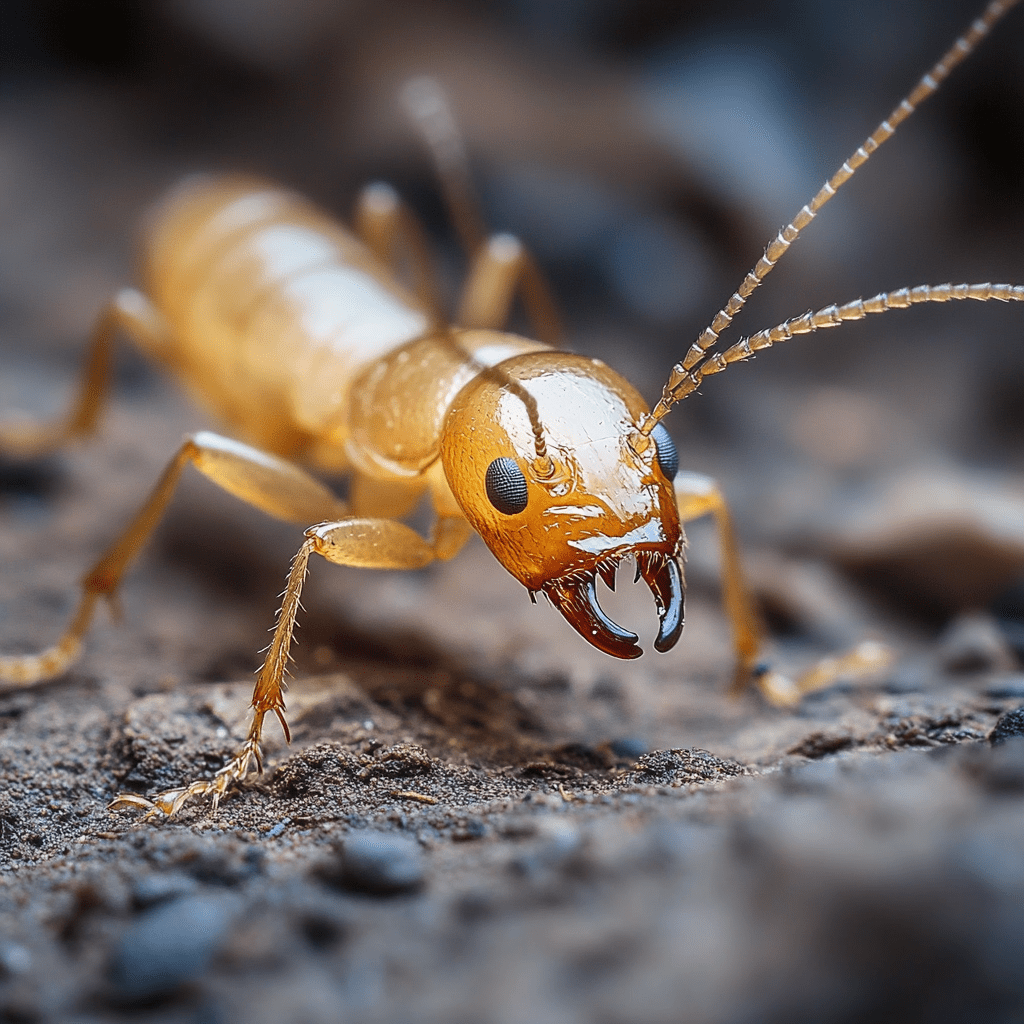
(773, 640), (893, 709)
(458, 233), (563, 346)
(112, 510), (473, 818)
(673, 471), (764, 696)
(674, 471), (893, 707)
(0, 430), (346, 689)
(353, 181), (442, 324)
(0, 289), (168, 458)
(398, 77), (562, 344)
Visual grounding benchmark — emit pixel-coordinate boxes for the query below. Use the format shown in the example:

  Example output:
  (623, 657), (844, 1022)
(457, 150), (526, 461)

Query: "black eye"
(652, 423), (678, 481)
(485, 457), (528, 515)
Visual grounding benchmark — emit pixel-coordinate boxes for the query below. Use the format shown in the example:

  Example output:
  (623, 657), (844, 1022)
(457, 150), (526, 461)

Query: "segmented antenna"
(659, 282), (1024, 401)
(636, 0), (1021, 439)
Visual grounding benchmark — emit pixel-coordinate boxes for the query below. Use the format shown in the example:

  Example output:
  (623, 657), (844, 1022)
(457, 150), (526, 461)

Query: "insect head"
(442, 351), (684, 658)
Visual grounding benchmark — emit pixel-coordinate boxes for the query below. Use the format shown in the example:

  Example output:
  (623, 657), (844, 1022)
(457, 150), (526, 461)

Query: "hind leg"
(0, 288), (168, 458)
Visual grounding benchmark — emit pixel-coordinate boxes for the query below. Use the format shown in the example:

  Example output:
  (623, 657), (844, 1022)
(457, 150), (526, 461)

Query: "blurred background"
(1, 0), (1023, 645)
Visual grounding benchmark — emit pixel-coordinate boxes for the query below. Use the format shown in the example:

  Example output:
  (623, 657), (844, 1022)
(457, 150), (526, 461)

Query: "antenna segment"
(656, 282), (1024, 402)
(636, 0), (1021, 440)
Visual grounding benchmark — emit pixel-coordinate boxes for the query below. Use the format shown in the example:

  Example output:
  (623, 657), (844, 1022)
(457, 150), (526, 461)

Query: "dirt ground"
(2, 2), (1024, 1022)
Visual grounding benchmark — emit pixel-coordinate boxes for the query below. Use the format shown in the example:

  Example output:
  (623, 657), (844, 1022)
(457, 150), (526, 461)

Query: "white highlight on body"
(568, 519), (666, 554)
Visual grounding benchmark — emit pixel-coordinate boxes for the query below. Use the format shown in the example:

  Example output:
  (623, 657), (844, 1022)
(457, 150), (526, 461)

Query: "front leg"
(674, 471), (765, 695)
(111, 515), (471, 818)
(674, 471), (890, 706)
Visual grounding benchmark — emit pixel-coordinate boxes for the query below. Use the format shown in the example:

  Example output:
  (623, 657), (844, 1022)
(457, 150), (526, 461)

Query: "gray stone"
(990, 707), (1024, 746)
(337, 831), (425, 895)
(110, 895), (235, 1001)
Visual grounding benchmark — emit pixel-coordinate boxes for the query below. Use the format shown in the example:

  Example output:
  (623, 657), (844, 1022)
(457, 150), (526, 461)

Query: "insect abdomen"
(140, 175), (431, 459)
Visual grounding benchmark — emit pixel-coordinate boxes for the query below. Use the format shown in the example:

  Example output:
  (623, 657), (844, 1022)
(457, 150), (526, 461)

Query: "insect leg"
(0, 289), (168, 459)
(353, 181), (443, 321)
(114, 511), (472, 818)
(399, 76), (563, 343)
(0, 431), (346, 689)
(400, 76), (487, 259)
(673, 471), (893, 707)
(457, 233), (563, 345)
(673, 471), (765, 697)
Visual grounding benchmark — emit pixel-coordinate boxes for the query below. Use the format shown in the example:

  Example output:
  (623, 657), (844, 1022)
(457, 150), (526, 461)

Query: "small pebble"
(608, 737), (649, 760)
(337, 831), (425, 895)
(990, 707), (1024, 746)
(109, 895), (234, 1001)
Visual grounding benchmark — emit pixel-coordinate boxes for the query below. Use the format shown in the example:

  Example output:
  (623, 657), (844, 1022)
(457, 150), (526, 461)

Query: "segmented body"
(142, 176), (427, 460)
(142, 175), (544, 479)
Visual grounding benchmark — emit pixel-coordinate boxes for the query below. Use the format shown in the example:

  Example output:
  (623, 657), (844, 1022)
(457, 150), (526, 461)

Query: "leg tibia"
(116, 509), (472, 817)
(674, 471), (894, 707)
(0, 594), (99, 687)
(458, 234), (563, 345)
(253, 516), (463, 733)
(674, 472), (764, 693)
(84, 432), (346, 597)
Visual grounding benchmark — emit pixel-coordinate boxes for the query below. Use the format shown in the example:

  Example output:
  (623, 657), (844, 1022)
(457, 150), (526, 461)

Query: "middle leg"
(457, 233), (563, 346)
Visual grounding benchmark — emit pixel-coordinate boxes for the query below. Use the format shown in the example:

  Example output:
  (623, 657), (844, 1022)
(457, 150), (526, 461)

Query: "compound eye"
(485, 457), (528, 515)
(652, 423), (678, 481)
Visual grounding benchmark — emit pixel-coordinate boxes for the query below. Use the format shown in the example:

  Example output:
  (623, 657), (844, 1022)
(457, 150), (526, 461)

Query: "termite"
(0, 1), (1020, 818)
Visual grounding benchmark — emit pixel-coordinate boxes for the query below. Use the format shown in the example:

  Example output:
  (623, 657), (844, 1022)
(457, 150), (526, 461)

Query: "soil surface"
(2, 2), (1024, 1022)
